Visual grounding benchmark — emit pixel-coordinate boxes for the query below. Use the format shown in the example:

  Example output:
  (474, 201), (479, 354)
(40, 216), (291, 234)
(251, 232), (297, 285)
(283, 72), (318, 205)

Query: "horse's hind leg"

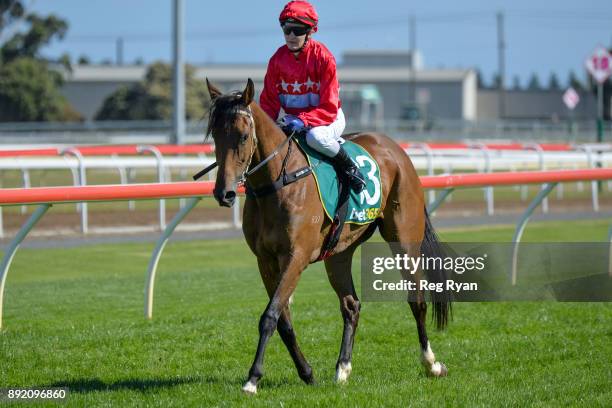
(384, 239), (448, 377)
(324, 248), (360, 383)
(380, 209), (448, 377)
(409, 296), (448, 377)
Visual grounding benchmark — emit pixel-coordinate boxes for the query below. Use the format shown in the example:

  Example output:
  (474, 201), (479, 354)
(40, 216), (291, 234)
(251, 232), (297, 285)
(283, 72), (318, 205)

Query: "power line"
(61, 10), (611, 44)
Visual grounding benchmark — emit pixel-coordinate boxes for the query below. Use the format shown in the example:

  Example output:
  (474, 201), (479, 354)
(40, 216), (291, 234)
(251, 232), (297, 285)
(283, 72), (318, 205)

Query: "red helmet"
(279, 1), (318, 31)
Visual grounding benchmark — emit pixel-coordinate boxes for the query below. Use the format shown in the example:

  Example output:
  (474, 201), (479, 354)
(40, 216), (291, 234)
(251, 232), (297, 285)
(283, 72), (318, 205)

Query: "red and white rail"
(1, 168), (611, 328)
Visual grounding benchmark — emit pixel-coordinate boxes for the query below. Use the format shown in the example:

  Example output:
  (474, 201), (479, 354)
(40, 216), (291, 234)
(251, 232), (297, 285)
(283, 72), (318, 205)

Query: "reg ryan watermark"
(361, 243), (612, 302)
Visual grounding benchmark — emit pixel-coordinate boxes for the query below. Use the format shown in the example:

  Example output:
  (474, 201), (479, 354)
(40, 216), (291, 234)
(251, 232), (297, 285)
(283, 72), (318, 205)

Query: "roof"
(64, 64), (474, 84)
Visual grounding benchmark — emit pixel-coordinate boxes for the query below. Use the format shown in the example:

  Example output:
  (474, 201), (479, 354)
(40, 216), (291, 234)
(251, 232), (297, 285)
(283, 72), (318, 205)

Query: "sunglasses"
(281, 24), (311, 36)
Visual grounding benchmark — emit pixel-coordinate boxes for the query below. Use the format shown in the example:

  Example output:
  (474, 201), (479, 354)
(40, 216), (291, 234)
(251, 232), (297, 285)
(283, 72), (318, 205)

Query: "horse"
(205, 78), (451, 394)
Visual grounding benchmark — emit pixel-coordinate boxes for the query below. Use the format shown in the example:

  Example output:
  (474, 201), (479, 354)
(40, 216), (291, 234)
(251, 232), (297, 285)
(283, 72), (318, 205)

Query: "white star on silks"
(291, 80), (302, 93)
(305, 77), (315, 91)
(280, 79), (290, 92)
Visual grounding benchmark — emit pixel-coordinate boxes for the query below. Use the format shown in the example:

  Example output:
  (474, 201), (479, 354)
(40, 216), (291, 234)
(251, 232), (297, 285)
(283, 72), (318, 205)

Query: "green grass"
(1, 219), (611, 407)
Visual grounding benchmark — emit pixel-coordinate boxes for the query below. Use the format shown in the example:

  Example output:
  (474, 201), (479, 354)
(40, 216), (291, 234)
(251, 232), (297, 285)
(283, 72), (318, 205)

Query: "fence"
(1, 142), (610, 237)
(1, 168), (611, 328)
(1, 118), (611, 144)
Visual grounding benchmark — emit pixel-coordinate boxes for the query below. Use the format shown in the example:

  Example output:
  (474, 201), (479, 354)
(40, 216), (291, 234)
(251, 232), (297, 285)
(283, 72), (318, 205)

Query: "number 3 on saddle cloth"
(293, 133), (383, 261)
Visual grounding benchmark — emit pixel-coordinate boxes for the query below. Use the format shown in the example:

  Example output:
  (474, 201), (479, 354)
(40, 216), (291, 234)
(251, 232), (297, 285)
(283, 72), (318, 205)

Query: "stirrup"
(346, 167), (366, 193)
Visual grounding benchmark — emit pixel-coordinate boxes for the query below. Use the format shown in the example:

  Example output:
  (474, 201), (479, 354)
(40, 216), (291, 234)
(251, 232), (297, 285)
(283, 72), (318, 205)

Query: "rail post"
(510, 182), (558, 286)
(576, 145), (598, 212)
(61, 148), (88, 234)
(0, 204), (51, 329)
(409, 143), (435, 206)
(523, 143), (548, 213)
(112, 154), (135, 211)
(426, 188), (454, 215)
(469, 143), (494, 215)
(145, 196), (201, 319)
(137, 146), (167, 229)
(20, 169), (31, 215)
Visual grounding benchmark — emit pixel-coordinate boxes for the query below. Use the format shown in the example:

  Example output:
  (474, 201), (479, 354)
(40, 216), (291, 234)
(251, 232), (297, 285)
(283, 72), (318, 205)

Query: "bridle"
(193, 103), (306, 197)
(234, 107), (258, 185)
(234, 107), (297, 186)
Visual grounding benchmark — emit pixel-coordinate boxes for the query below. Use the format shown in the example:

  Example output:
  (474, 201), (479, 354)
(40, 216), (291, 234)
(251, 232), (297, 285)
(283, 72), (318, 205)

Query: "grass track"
(1, 219), (611, 406)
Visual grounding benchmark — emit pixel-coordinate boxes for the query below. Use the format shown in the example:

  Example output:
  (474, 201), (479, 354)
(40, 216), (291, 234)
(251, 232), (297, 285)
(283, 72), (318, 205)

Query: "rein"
(193, 107), (311, 197)
(234, 108), (298, 185)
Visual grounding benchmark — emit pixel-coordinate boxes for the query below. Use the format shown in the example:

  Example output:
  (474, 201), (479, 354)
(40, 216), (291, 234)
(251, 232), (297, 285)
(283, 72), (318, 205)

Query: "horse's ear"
(241, 78), (255, 105)
(206, 78), (222, 100)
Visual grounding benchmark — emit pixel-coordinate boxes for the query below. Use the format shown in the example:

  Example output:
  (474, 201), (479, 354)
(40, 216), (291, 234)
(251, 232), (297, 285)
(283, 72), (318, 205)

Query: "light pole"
(172, 0), (185, 145)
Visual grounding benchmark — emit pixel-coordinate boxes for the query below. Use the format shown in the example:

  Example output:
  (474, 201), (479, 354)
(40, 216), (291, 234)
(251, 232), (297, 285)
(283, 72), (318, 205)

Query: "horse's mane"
(205, 91), (244, 142)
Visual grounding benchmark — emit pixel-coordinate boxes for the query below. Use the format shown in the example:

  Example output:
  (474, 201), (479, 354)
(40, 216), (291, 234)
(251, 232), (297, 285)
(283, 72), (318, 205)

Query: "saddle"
(280, 127), (356, 261)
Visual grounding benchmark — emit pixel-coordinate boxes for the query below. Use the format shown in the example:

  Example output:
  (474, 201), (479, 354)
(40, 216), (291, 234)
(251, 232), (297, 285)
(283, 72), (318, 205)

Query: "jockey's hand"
(286, 117), (305, 131)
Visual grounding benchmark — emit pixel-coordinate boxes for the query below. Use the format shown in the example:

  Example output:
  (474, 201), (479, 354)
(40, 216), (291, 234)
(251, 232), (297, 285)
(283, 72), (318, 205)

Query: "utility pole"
(409, 14), (417, 104)
(116, 37), (124, 66)
(172, 0), (185, 145)
(496, 11), (506, 119)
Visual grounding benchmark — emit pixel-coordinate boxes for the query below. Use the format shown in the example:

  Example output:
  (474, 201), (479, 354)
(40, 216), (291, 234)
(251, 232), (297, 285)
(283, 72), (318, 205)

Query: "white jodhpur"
(304, 107), (346, 157)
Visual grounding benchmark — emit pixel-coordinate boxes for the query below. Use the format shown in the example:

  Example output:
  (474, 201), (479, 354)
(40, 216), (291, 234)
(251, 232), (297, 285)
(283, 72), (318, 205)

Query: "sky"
(16, 0), (612, 88)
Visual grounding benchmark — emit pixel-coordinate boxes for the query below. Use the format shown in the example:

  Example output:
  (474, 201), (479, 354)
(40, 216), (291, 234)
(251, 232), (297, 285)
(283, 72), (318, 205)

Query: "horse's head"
(206, 78), (256, 207)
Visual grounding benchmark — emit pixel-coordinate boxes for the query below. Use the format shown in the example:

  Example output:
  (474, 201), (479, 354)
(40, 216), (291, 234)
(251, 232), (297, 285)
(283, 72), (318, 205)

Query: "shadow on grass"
(44, 376), (203, 393)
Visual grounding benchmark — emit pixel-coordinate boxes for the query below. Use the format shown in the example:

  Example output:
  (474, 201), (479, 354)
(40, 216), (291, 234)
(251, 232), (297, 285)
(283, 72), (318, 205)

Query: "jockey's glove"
(286, 117), (305, 131)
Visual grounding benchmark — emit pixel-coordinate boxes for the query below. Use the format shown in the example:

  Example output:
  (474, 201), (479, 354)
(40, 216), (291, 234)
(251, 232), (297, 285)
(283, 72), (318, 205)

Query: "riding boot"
(331, 146), (366, 193)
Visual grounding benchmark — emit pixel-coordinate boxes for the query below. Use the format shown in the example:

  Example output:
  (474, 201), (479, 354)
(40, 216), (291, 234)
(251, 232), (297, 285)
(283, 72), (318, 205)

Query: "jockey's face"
(282, 22), (310, 52)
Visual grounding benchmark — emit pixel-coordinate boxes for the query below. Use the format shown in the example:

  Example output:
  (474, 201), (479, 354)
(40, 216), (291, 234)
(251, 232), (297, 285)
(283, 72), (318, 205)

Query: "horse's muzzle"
(214, 189), (236, 207)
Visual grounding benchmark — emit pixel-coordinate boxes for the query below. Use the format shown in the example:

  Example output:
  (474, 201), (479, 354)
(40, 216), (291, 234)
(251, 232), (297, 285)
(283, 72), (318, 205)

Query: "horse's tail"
(420, 207), (452, 330)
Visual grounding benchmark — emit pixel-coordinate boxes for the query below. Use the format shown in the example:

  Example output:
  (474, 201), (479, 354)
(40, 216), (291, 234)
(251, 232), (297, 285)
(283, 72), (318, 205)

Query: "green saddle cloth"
(295, 135), (382, 225)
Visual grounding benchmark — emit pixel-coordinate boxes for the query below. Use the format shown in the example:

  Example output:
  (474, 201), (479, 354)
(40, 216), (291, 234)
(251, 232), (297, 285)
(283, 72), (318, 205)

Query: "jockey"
(260, 0), (366, 193)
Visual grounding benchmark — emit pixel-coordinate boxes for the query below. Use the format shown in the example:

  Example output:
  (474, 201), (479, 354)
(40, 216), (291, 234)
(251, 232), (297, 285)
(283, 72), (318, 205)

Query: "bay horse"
(206, 79), (451, 394)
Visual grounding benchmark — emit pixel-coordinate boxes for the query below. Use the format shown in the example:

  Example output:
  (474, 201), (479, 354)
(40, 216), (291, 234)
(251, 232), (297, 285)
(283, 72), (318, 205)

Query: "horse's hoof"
(242, 380), (257, 395)
(335, 362), (352, 384)
(299, 370), (316, 385)
(430, 362), (448, 377)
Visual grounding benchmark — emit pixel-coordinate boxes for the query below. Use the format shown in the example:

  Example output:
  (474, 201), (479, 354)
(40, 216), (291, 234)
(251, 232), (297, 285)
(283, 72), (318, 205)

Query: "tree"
(527, 73), (541, 90)
(567, 70), (584, 91)
(95, 62), (210, 121)
(77, 55), (90, 65)
(1, 13), (68, 64)
(0, 57), (81, 121)
(512, 75), (521, 90)
(475, 69), (485, 89)
(0, 0), (25, 31)
(491, 73), (502, 89)
(0, 1), (80, 121)
(548, 72), (560, 90)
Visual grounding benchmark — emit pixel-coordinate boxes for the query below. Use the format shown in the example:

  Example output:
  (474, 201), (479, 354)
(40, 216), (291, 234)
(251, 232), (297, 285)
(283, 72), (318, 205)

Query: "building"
(62, 50), (601, 131)
(61, 50), (478, 128)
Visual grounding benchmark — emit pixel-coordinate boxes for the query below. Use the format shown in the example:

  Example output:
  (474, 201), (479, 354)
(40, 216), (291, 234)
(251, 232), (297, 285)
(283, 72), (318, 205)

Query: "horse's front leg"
(242, 252), (309, 395)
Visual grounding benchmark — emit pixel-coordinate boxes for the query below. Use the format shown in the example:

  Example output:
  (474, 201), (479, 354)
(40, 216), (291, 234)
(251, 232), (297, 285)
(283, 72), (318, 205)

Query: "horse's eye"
(240, 134), (249, 145)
